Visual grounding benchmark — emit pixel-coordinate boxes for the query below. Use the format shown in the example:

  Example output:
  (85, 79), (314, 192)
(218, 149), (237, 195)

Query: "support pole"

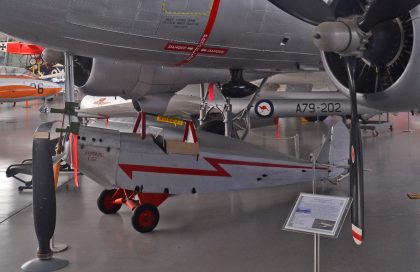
(224, 98), (232, 137)
(64, 53), (75, 104)
(294, 134), (300, 159)
(199, 83), (207, 126)
(403, 112), (414, 133)
(311, 153), (320, 272)
(43, 52), (77, 255)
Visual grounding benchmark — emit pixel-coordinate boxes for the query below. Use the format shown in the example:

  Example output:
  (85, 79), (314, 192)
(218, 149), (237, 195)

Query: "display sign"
(283, 193), (352, 238)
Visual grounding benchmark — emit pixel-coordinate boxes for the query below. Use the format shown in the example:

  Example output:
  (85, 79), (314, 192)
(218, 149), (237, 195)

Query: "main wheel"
(97, 189), (122, 214)
(131, 204), (160, 233)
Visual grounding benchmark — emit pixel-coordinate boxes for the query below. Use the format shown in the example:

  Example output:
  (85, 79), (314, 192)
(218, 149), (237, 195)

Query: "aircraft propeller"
(22, 122), (68, 271)
(268, 0), (420, 30)
(268, 0), (420, 245)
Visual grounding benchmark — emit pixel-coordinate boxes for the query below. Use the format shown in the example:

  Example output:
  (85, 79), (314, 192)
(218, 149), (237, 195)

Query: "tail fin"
(317, 120), (350, 181)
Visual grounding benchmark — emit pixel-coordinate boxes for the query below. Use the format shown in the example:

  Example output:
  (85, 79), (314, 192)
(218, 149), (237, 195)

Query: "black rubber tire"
(97, 189), (122, 214)
(131, 204), (160, 233)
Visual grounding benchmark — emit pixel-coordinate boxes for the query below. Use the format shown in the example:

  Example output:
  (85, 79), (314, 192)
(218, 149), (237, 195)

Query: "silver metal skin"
(76, 123), (348, 195)
(0, 0), (319, 70)
(79, 57), (269, 99)
(77, 127), (121, 188)
(79, 91), (381, 122)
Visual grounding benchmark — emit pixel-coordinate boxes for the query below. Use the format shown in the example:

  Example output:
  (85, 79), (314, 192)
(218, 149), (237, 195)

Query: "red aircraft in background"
(0, 41), (44, 55)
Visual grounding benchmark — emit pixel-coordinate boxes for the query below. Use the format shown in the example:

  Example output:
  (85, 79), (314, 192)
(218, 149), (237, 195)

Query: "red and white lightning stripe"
(352, 224), (363, 245)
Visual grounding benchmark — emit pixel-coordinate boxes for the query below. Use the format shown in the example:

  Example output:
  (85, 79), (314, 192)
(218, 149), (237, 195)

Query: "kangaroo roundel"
(255, 99), (274, 118)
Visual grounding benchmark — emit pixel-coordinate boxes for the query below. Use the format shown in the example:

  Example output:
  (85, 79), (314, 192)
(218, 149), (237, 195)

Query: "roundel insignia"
(255, 99), (274, 118)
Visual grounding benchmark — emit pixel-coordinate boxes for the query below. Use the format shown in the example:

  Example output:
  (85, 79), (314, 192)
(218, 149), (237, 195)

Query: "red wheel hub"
(138, 210), (156, 228)
(103, 194), (117, 210)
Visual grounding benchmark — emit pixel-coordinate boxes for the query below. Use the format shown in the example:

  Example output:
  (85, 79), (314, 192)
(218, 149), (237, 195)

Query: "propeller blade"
(267, 0), (335, 25)
(344, 57), (365, 245)
(359, 0), (420, 32)
(22, 124), (69, 271)
(32, 130), (57, 259)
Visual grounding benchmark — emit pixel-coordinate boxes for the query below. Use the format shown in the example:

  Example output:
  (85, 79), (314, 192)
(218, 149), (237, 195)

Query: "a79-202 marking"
(296, 103), (342, 113)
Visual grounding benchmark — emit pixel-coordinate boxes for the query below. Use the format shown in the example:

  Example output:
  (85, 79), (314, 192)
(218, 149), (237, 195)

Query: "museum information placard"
(283, 193), (352, 238)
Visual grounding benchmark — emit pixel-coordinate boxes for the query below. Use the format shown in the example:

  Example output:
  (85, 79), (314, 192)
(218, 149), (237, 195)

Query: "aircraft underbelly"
(0, 0), (320, 69)
(60, 0), (320, 69)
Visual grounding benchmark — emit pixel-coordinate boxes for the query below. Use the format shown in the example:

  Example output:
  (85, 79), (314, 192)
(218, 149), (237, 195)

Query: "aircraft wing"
(78, 93), (201, 119)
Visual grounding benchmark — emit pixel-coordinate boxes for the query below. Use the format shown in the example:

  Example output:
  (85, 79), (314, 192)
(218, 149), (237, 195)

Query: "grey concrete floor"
(1, 97), (420, 272)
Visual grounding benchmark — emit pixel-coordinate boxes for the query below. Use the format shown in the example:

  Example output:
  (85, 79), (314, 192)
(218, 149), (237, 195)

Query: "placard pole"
(403, 112), (415, 133)
(311, 153), (320, 272)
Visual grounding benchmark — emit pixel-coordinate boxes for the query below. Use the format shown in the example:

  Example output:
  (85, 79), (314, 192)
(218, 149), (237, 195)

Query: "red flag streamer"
(69, 133), (74, 167)
(73, 134), (79, 187)
(208, 82), (214, 102)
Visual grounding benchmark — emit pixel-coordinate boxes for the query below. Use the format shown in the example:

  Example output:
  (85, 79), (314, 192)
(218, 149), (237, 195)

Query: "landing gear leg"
(39, 99), (50, 113)
(97, 188), (169, 233)
(223, 97), (233, 138)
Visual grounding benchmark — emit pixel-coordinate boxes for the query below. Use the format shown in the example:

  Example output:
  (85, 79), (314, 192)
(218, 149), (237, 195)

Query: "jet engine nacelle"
(74, 57), (249, 99)
(321, 6), (420, 112)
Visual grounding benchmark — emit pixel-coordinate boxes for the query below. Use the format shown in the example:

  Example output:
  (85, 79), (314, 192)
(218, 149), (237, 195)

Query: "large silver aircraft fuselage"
(0, 0), (319, 70)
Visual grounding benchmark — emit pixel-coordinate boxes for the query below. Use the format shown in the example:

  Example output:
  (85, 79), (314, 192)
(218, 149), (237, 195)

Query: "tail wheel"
(131, 204), (160, 233)
(97, 189), (122, 214)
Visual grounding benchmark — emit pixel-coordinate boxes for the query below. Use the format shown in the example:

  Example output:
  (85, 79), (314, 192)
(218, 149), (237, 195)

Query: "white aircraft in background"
(0, 66), (62, 111)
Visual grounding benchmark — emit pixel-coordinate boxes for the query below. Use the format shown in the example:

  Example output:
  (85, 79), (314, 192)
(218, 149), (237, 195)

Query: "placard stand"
(283, 155), (352, 272)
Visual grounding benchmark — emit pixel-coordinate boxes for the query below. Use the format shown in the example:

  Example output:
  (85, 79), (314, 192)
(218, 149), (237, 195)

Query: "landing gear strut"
(199, 78), (268, 140)
(97, 188), (169, 233)
(39, 99), (50, 113)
